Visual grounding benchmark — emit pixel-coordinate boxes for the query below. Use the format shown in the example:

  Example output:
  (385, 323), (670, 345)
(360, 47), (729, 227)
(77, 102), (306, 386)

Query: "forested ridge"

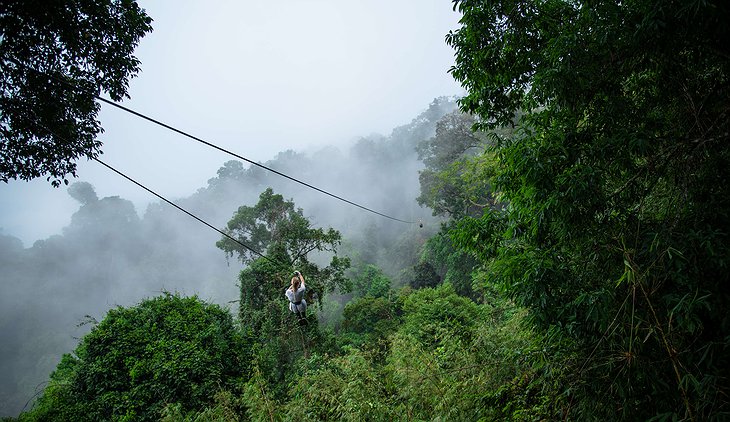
(3, 0), (730, 420)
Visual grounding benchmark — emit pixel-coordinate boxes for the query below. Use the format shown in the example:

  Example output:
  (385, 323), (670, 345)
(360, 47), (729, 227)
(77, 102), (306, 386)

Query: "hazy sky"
(0, 1), (463, 246)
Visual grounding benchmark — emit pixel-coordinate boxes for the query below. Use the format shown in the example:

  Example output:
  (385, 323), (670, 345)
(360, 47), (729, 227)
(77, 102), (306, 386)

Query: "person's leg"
(297, 308), (308, 326)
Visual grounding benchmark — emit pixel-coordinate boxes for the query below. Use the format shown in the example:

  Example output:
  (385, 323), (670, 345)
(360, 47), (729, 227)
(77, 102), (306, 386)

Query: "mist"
(0, 0), (462, 244)
(0, 96), (457, 416)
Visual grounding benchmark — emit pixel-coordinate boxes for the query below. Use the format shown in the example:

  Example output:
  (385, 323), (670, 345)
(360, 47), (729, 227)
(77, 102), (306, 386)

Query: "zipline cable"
(93, 157), (288, 269)
(95, 97), (415, 224)
(25, 93), (324, 333)
(98, 159), (315, 330)
(21, 104), (292, 271)
(12, 60), (417, 224)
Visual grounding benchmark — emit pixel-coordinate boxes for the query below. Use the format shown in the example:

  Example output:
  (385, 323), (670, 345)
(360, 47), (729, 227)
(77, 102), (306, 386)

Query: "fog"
(0, 2), (463, 416)
(0, 96), (459, 415)
(0, 0), (462, 245)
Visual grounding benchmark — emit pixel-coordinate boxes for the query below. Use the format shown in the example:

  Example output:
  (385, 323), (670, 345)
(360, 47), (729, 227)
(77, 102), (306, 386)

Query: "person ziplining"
(285, 271), (308, 326)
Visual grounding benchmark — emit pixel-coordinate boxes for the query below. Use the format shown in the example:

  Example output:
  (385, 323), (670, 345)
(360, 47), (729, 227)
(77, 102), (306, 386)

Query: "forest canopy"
(6, 0), (730, 420)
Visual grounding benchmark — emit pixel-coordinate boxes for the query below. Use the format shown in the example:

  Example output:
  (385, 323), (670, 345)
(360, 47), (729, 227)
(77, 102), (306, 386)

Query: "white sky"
(0, 0), (463, 246)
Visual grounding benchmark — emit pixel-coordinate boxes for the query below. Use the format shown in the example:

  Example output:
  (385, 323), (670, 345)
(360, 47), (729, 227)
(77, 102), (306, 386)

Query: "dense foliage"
(218, 188), (350, 318)
(219, 188), (354, 405)
(1, 97), (453, 418)
(0, 0), (153, 186)
(8, 1), (730, 418)
(241, 284), (563, 421)
(416, 110), (498, 219)
(18, 294), (248, 421)
(447, 0), (730, 419)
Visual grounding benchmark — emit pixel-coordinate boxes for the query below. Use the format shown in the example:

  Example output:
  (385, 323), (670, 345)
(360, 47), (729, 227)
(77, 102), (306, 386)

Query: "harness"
(291, 300), (302, 306)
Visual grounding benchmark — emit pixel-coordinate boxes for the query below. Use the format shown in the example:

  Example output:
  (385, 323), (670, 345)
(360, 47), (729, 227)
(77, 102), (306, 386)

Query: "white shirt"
(285, 282), (306, 303)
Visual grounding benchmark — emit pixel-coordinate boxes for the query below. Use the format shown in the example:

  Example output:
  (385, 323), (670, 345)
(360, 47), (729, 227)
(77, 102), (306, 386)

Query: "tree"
(0, 0), (153, 186)
(421, 224), (480, 299)
(352, 264), (391, 299)
(340, 295), (400, 356)
(448, 0), (730, 419)
(416, 111), (497, 219)
(67, 181), (98, 205)
(65, 183), (138, 235)
(217, 188), (350, 305)
(218, 189), (342, 266)
(20, 294), (248, 421)
(409, 261), (440, 290)
(63, 182), (145, 264)
(217, 188), (350, 396)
